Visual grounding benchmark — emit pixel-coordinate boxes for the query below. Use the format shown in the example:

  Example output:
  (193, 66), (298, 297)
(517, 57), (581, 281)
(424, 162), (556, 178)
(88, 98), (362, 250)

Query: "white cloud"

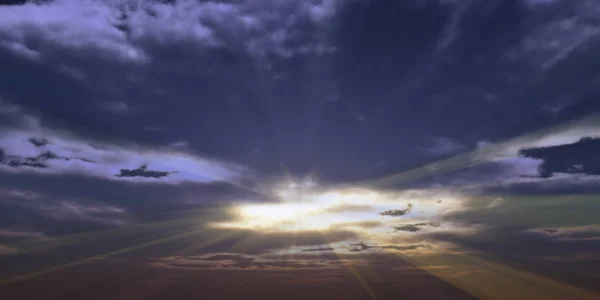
(0, 0), (147, 62)
(0, 0), (348, 62)
(0, 102), (250, 184)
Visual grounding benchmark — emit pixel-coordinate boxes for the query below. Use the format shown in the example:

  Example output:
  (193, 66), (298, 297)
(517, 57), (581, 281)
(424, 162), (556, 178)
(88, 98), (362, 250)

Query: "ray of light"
(318, 230), (380, 300)
(5, 205), (229, 256)
(45, 229), (247, 300)
(7, 218), (201, 254)
(397, 252), (600, 300)
(360, 113), (600, 188)
(0, 226), (204, 286)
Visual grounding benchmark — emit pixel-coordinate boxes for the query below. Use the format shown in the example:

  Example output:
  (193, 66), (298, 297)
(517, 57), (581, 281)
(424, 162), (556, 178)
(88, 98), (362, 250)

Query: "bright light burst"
(211, 180), (469, 245)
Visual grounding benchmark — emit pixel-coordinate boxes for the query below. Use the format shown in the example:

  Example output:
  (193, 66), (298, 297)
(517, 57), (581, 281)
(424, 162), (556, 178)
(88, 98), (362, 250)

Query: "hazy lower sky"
(1, 1), (599, 299)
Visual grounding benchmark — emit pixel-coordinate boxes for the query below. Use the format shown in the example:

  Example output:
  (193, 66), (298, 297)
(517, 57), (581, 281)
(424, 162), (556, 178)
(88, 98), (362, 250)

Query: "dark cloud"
(380, 204), (413, 217)
(27, 137), (49, 147)
(302, 247), (335, 252)
(0, 148), (96, 170)
(115, 164), (174, 179)
(340, 242), (432, 252)
(348, 242), (377, 252)
(519, 137), (600, 177)
(392, 222), (441, 233)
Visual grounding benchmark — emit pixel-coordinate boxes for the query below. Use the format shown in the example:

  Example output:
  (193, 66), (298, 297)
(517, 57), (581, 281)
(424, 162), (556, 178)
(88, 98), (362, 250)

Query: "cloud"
(0, 101), (250, 184)
(115, 164), (174, 179)
(301, 247), (335, 252)
(155, 253), (329, 270)
(380, 204), (413, 217)
(381, 244), (431, 251)
(344, 242), (432, 252)
(347, 242), (376, 252)
(542, 253), (600, 262)
(392, 222), (441, 233)
(518, 137), (600, 177)
(0, 0), (348, 63)
(522, 224), (600, 242)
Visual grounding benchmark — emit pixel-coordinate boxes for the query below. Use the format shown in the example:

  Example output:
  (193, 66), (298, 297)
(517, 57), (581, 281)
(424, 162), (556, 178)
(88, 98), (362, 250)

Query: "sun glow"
(211, 181), (467, 238)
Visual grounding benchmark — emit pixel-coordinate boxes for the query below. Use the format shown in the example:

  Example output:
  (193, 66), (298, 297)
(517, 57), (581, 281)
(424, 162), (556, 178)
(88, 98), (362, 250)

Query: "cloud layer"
(0, 0), (346, 63)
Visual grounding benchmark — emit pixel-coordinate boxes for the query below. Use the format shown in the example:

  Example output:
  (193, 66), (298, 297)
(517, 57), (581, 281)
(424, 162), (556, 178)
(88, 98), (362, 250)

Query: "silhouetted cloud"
(392, 222), (441, 233)
(302, 247), (335, 252)
(380, 204), (413, 217)
(115, 164), (175, 179)
(0, 148), (95, 169)
(519, 137), (600, 177)
(348, 242), (377, 252)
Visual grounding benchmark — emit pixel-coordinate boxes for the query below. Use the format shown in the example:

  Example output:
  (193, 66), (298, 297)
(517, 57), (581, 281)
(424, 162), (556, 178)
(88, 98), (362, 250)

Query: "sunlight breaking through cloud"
(211, 181), (475, 255)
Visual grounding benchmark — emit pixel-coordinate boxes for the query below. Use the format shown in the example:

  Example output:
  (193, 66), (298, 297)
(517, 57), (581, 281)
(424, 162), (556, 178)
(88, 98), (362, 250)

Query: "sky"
(0, 0), (599, 299)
